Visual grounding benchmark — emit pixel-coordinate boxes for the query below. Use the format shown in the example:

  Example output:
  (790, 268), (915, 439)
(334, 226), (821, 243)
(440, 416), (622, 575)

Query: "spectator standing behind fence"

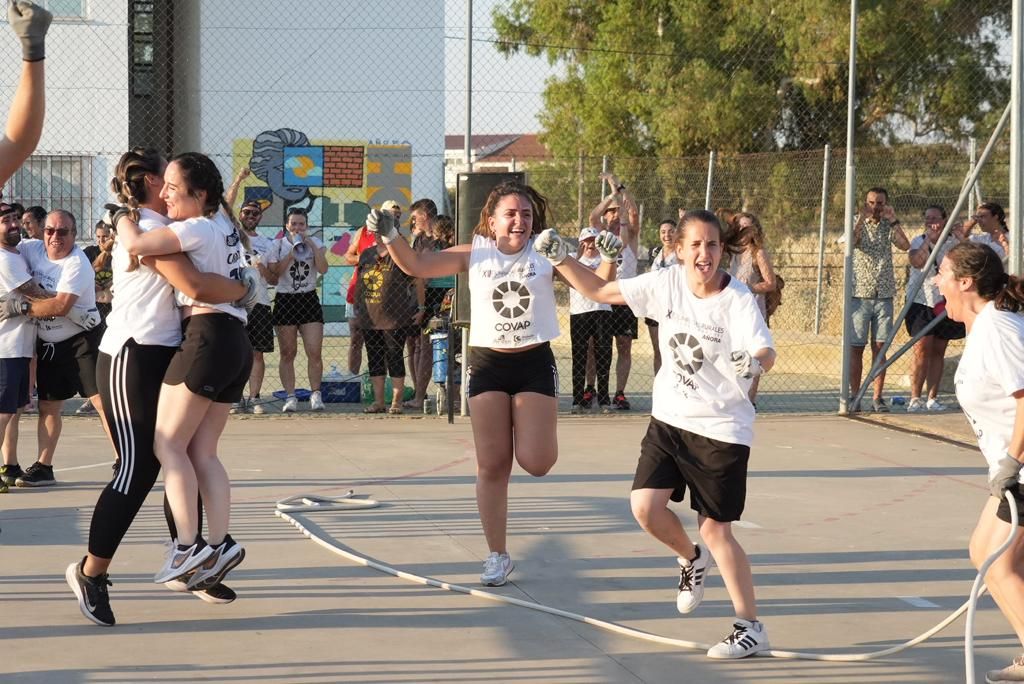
(963, 201), (1010, 263)
(848, 187), (910, 413)
(904, 205), (964, 413)
(569, 227), (612, 414)
(647, 219), (679, 375)
(83, 221), (114, 322)
(354, 233), (422, 414)
(343, 203), (394, 376)
(404, 198), (436, 411)
(21, 205), (45, 241)
(267, 207), (328, 413)
(225, 170), (277, 415)
(728, 213), (776, 406)
(590, 172), (639, 410)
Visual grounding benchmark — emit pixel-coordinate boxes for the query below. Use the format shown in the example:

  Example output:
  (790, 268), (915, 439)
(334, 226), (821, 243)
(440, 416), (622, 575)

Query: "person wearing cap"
(225, 169), (277, 414)
(589, 171), (640, 410)
(569, 227), (612, 413)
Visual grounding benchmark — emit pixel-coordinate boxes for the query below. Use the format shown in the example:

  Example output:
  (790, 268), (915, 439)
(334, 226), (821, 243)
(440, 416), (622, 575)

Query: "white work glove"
(235, 266), (261, 312)
(533, 228), (568, 266)
(0, 293), (27, 321)
(365, 208), (398, 244)
(8, 1), (52, 62)
(730, 351), (763, 379)
(595, 230), (623, 263)
(989, 455), (1023, 499)
(67, 304), (101, 330)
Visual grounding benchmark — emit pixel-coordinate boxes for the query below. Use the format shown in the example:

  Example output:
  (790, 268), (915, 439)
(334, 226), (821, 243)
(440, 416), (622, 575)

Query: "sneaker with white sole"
(16, 461), (55, 487)
(480, 551), (514, 586)
(153, 539), (214, 584)
(676, 544), (712, 614)
(309, 390), (325, 411)
(926, 398), (946, 412)
(66, 557), (115, 626)
(0, 463), (23, 486)
(187, 535), (245, 590)
(986, 653), (1024, 683)
(164, 577), (237, 604)
(906, 397), (925, 413)
(76, 399), (96, 415)
(706, 618), (771, 659)
(229, 397), (249, 414)
(282, 395), (298, 413)
(249, 396), (265, 415)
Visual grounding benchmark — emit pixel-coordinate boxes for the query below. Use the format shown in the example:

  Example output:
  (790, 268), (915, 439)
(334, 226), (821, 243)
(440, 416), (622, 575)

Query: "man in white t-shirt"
(9, 209), (104, 486)
(234, 198), (276, 414)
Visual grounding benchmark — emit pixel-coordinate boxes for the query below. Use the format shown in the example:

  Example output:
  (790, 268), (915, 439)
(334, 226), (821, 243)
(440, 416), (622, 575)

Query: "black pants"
(364, 328), (407, 378)
(88, 341), (177, 559)
(570, 311), (611, 405)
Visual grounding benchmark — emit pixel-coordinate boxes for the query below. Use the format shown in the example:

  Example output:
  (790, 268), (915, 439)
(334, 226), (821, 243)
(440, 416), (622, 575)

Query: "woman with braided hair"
(934, 242), (1024, 684)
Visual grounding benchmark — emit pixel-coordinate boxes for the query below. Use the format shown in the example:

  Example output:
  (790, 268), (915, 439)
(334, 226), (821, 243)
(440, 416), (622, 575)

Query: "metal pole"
(577, 150), (585, 228)
(968, 137), (977, 219)
(814, 144), (832, 335)
(511, 157), (517, 173)
(839, 0), (858, 415)
(1011, 0), (1024, 276)
(704, 150), (716, 210)
(460, 1), (473, 418)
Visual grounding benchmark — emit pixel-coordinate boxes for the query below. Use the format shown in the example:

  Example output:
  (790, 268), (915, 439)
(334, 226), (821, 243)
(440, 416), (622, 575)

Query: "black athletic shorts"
(272, 290), (324, 327)
(996, 483), (1024, 526)
(246, 303), (275, 353)
(163, 313), (254, 404)
(904, 302), (966, 341)
(608, 304), (638, 339)
(37, 327), (102, 401)
(0, 357), (30, 413)
(632, 417), (750, 522)
(467, 342), (558, 398)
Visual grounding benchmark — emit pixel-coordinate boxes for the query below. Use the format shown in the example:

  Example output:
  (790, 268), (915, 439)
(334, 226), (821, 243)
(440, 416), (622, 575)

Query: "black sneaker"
(613, 391), (631, 410)
(581, 386), (596, 408)
(16, 461), (55, 487)
(0, 463), (24, 485)
(187, 535), (246, 590)
(195, 583), (237, 604)
(871, 397), (890, 413)
(65, 557), (115, 626)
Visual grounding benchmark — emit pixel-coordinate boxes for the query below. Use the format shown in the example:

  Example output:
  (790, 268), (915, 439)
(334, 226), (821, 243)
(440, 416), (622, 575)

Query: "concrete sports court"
(0, 411), (1013, 683)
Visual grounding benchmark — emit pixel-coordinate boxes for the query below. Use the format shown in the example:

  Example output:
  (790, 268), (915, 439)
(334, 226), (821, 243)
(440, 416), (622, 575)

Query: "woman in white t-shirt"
(934, 241), (1024, 683)
(112, 152), (253, 592)
(267, 207), (328, 413)
(646, 219), (679, 374)
(366, 180), (618, 588)
(568, 227), (612, 412)
(537, 209), (776, 660)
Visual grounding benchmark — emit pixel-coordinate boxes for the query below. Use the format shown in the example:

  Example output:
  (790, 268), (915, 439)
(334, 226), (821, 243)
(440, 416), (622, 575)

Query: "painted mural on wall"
(231, 128), (412, 326)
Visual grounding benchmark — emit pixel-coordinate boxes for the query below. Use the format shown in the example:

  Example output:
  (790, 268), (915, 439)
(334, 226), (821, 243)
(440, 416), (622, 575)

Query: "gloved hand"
(730, 351), (763, 379)
(365, 208), (398, 244)
(67, 304), (100, 330)
(8, 1), (51, 62)
(595, 231), (623, 263)
(989, 455), (1023, 499)
(103, 203), (133, 231)
(0, 293), (27, 321)
(235, 267), (261, 312)
(533, 228), (568, 266)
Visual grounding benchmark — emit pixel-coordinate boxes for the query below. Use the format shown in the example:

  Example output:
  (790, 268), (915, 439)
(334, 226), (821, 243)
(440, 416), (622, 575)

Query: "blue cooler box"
(320, 381), (361, 403)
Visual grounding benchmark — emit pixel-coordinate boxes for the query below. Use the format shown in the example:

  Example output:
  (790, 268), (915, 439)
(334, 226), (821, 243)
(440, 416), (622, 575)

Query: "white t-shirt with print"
(267, 234), (323, 294)
(569, 253), (611, 315)
(244, 233), (274, 307)
(954, 301), (1024, 485)
(20, 240), (97, 343)
(0, 247), (36, 358)
(906, 234), (955, 307)
(99, 208), (182, 356)
(169, 212), (247, 323)
(619, 268), (773, 446)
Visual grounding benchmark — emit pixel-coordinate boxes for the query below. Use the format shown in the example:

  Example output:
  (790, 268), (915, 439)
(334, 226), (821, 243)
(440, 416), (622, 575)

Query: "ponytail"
(995, 273), (1024, 313)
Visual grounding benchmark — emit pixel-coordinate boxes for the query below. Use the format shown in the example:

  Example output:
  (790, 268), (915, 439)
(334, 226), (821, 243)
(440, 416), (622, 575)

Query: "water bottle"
(423, 396), (434, 415)
(325, 364), (342, 382)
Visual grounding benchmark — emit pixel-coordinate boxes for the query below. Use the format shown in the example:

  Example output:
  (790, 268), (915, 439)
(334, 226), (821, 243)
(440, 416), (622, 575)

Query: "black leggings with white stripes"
(88, 341), (177, 559)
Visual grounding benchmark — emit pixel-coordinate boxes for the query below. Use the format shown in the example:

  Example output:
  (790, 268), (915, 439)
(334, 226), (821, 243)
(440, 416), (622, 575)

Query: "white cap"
(578, 227), (600, 241)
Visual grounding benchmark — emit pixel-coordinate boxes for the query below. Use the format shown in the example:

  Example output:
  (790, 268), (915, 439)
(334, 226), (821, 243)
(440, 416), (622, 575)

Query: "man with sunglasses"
(589, 171), (640, 410)
(8, 209), (104, 486)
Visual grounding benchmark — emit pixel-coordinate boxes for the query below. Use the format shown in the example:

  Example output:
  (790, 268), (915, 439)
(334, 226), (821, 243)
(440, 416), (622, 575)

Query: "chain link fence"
(0, 0), (1011, 415)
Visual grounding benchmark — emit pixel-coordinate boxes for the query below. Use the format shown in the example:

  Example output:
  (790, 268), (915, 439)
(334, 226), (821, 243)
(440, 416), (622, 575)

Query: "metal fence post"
(968, 137), (977, 218)
(704, 150), (716, 210)
(577, 150), (584, 227)
(814, 144), (832, 335)
(839, 0), (858, 415)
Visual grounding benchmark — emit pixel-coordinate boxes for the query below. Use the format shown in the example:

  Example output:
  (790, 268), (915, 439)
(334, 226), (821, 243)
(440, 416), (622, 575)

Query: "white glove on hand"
(365, 208), (398, 244)
(533, 228), (568, 266)
(8, 1), (51, 62)
(989, 455), (1023, 499)
(235, 267), (261, 312)
(0, 294), (26, 322)
(68, 305), (101, 330)
(730, 351), (763, 379)
(595, 231), (623, 263)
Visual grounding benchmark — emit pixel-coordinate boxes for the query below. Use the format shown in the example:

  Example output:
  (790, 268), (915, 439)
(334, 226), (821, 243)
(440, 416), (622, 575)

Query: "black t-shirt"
(355, 248), (416, 331)
(83, 244), (113, 292)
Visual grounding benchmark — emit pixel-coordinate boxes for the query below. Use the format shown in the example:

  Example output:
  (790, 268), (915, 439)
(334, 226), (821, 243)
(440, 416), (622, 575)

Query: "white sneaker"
(706, 619), (771, 659)
(480, 552), (514, 586)
(282, 396), (298, 413)
(309, 390), (325, 411)
(676, 544), (713, 614)
(249, 396), (265, 415)
(987, 653), (1024, 682)
(187, 535), (245, 590)
(229, 398), (248, 414)
(906, 397), (925, 413)
(153, 539), (214, 584)
(926, 398), (946, 412)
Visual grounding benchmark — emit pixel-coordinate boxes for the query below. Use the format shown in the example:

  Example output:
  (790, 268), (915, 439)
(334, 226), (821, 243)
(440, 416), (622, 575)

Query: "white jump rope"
(275, 490), (1018, 680)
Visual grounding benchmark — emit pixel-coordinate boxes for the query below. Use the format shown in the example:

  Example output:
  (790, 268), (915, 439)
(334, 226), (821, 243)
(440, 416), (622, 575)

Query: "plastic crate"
(320, 380), (361, 403)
